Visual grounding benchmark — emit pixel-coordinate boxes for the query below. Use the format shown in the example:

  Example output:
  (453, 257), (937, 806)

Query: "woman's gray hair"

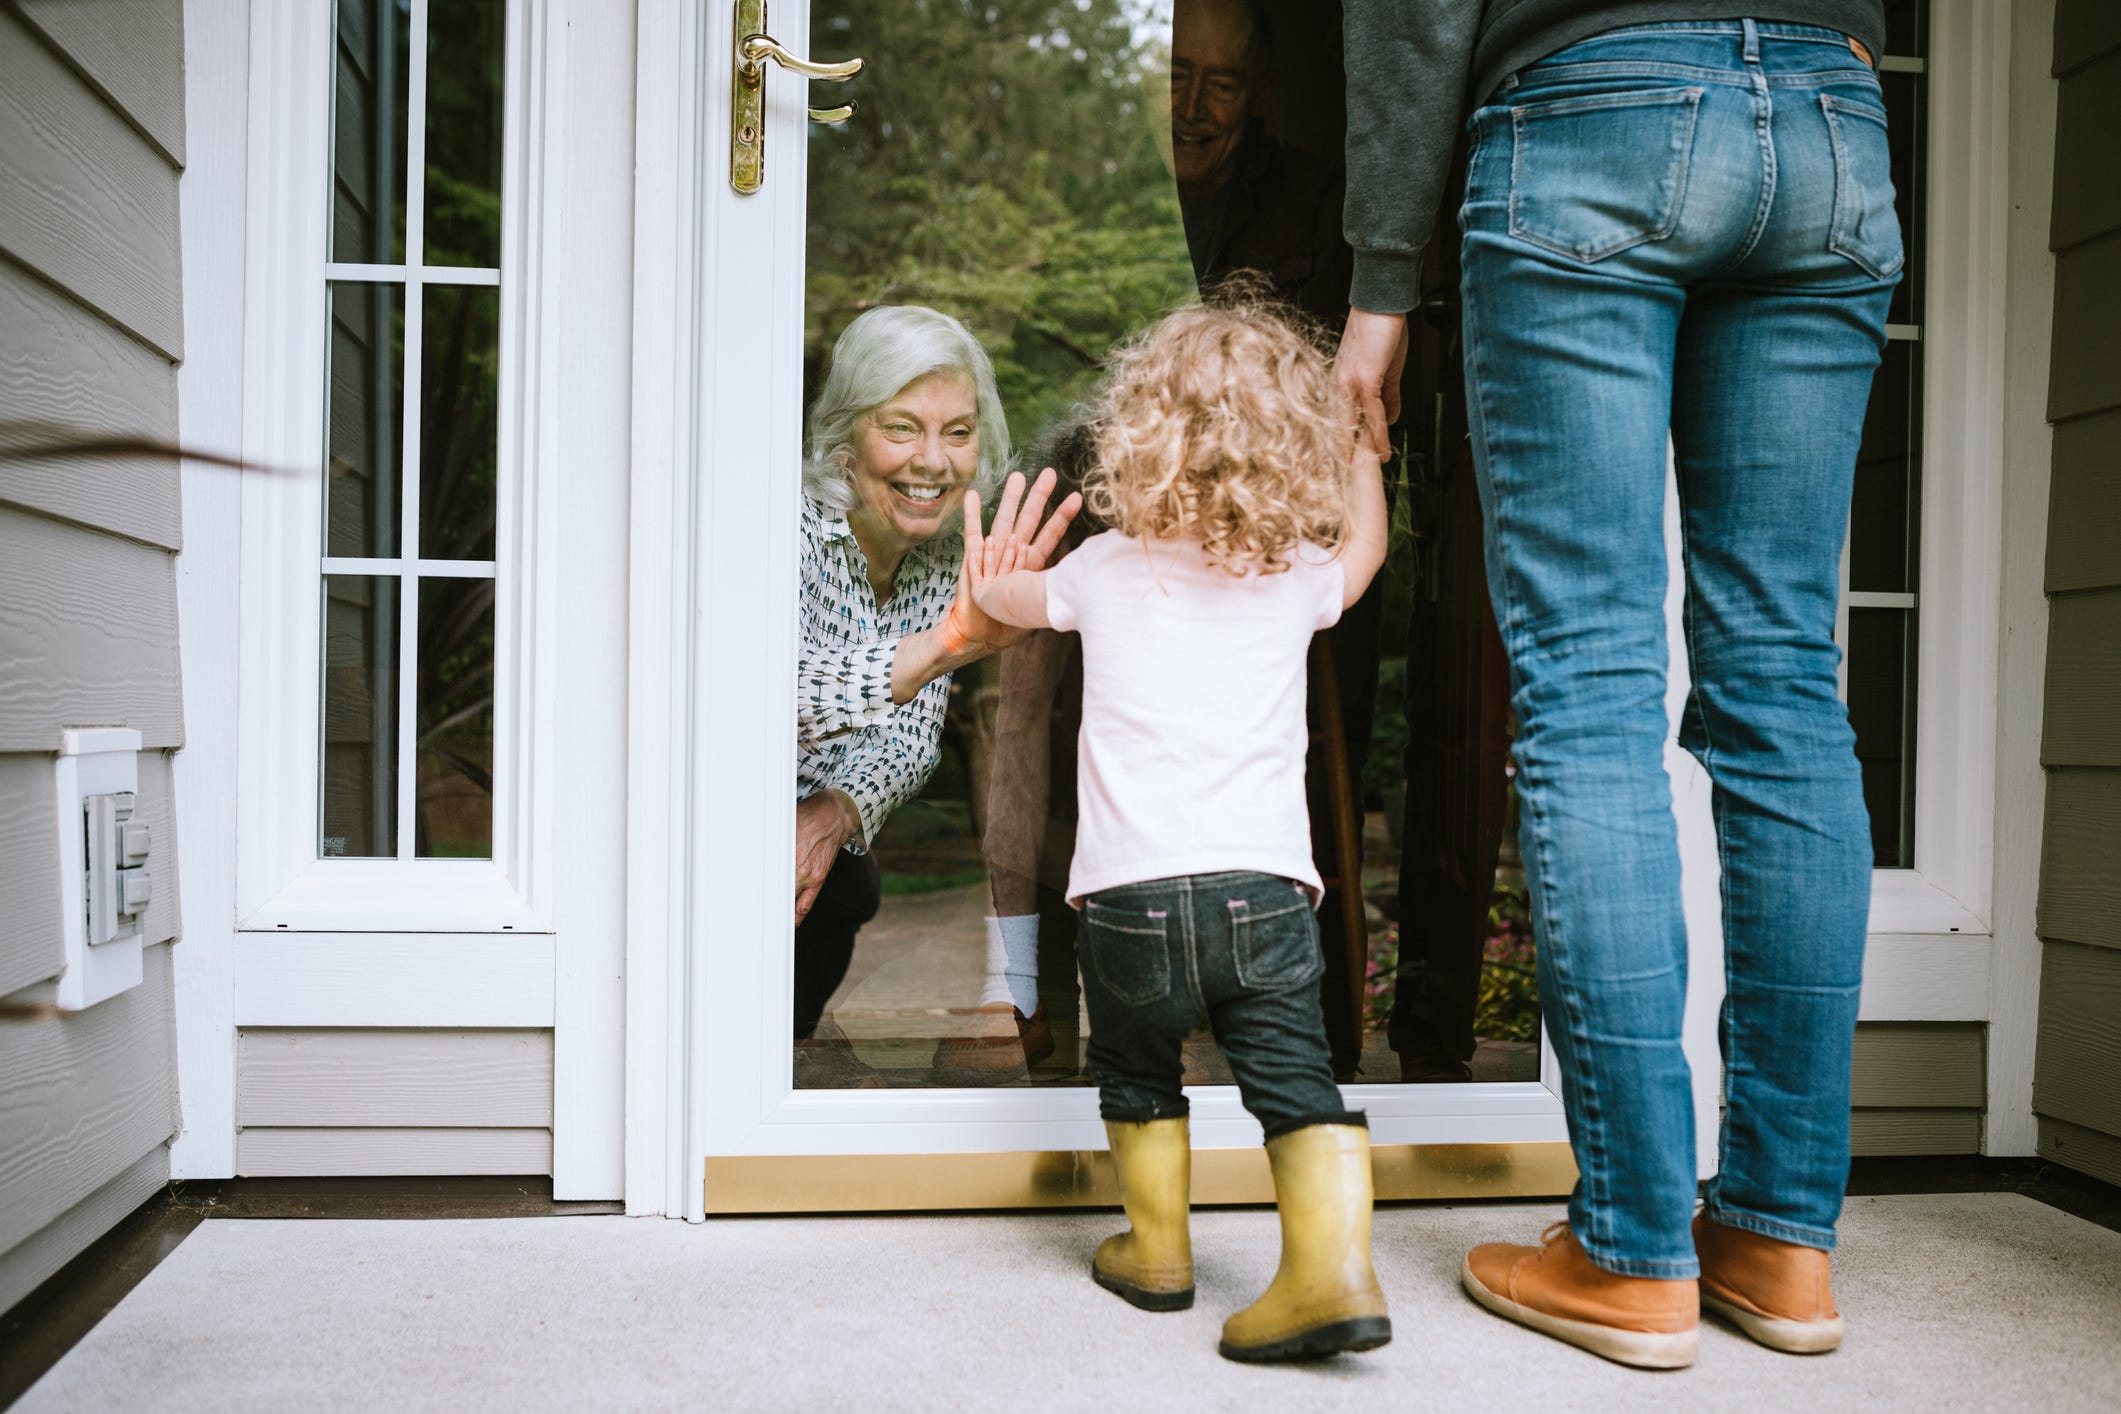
(802, 305), (1013, 511)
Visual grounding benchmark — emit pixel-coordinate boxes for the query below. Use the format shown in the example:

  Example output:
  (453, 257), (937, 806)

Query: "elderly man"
(1171, 0), (1351, 328)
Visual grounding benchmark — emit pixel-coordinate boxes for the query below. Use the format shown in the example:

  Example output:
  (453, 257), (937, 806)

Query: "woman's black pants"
(792, 849), (882, 1040)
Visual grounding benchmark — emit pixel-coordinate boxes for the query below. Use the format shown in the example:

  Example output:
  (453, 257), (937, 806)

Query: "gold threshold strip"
(705, 1142), (1576, 1215)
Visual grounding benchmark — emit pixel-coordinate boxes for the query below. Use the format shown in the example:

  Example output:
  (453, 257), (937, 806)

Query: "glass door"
(677, 0), (1723, 1212)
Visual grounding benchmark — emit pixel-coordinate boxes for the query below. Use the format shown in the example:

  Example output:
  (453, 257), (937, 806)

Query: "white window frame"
(235, 0), (560, 935)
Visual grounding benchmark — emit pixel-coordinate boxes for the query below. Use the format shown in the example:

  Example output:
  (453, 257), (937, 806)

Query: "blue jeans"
(1459, 20), (1899, 1278)
(1080, 872), (1362, 1140)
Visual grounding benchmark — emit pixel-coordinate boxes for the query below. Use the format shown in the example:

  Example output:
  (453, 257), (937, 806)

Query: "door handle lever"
(731, 1), (865, 193)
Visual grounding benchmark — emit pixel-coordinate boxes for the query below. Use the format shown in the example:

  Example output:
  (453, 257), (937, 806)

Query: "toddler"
(963, 302), (1390, 1362)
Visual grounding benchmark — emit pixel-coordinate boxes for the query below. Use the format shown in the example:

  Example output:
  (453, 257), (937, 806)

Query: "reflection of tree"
(806, 0), (1195, 448)
(808, 3), (1194, 862)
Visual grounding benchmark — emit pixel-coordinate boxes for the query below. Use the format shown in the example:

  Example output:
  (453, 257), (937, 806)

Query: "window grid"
(323, 0), (503, 861)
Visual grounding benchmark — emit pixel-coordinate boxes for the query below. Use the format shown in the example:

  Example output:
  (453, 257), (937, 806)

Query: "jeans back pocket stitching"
(1819, 94), (1904, 279)
(1506, 88), (1702, 263)
(1229, 907), (1322, 991)
(1085, 912), (1170, 1006)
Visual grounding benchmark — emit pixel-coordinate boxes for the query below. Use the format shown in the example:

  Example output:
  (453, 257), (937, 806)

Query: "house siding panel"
(0, 6), (182, 359)
(0, 944), (178, 1258)
(0, 0), (185, 1324)
(236, 1029), (556, 1129)
(2049, 48), (2121, 251)
(13, 0), (186, 164)
(2033, 0), (2121, 1186)
(0, 507), (185, 752)
(0, 259), (182, 550)
(2045, 409), (2121, 593)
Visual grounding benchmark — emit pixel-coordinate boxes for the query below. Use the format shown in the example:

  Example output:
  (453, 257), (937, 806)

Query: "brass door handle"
(730, 0), (864, 194)
(739, 33), (862, 84)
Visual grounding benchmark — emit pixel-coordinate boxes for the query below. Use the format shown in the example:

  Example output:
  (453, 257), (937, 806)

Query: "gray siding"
(1848, 1024), (1986, 1157)
(233, 1029), (556, 1177)
(0, 1), (184, 1317)
(2032, 0), (2121, 1186)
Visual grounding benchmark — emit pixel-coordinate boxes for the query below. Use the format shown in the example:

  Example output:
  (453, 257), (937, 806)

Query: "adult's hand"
(941, 467), (1082, 657)
(1337, 308), (1410, 458)
(795, 790), (861, 923)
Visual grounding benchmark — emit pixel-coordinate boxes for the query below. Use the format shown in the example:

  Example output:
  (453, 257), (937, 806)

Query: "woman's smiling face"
(846, 368), (981, 568)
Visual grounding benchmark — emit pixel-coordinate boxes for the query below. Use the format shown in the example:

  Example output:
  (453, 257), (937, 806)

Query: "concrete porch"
(11, 1190), (2119, 1412)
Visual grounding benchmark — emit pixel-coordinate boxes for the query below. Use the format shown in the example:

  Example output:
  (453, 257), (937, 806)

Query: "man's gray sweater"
(1343, 2), (1890, 313)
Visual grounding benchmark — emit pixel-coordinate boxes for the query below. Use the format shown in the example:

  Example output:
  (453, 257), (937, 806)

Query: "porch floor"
(16, 1192), (2120, 1412)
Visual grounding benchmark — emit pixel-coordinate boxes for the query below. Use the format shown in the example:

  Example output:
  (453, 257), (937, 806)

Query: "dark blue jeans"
(1460, 20), (1898, 1277)
(1080, 871), (1361, 1140)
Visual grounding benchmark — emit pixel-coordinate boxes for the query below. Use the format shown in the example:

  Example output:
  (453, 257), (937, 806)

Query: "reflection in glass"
(1851, 339), (1920, 596)
(326, 282), (405, 558)
(424, 0), (506, 268)
(1847, 607), (1917, 868)
(321, 575), (400, 857)
(419, 285), (500, 560)
(791, 1), (1539, 1093)
(332, 0), (410, 264)
(1880, 69), (1925, 329)
(416, 576), (495, 858)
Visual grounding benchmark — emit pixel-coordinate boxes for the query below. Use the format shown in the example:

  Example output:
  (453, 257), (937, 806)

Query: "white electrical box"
(54, 727), (147, 1011)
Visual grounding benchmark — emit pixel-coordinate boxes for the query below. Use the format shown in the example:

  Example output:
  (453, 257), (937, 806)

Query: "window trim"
(1862, 0), (2004, 945)
(236, 0), (560, 934)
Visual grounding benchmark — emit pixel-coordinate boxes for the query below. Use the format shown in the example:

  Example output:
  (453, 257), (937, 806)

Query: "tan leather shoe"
(1695, 1213), (1844, 1353)
(930, 1002), (1054, 1083)
(1094, 1118), (1194, 1311)
(1462, 1223), (1699, 1369)
(1219, 1124), (1392, 1362)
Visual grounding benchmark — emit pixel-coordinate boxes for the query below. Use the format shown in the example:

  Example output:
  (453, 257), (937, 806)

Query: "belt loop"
(1740, 17), (1760, 62)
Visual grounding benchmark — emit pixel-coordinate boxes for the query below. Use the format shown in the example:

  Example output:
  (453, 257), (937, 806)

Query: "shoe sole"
(1092, 1266), (1194, 1312)
(1460, 1255), (1698, 1370)
(1217, 1316), (1393, 1363)
(1702, 1292), (1844, 1354)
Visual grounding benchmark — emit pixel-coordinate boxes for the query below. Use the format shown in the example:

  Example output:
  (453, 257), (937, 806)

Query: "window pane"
(1848, 607), (1918, 868)
(1882, 0), (1927, 58)
(792, 0), (1193, 1091)
(326, 282), (406, 558)
(1851, 339), (1921, 594)
(321, 574), (401, 857)
(1881, 69), (1924, 328)
(420, 285), (500, 560)
(332, 0), (410, 264)
(416, 576), (494, 858)
(424, 0), (506, 268)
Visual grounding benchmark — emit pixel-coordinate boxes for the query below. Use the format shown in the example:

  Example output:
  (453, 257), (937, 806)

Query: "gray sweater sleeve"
(1343, 0), (1485, 315)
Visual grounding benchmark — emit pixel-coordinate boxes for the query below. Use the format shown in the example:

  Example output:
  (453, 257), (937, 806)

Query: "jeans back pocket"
(1509, 88), (1702, 262)
(1820, 95), (1905, 279)
(1083, 899), (1172, 1007)
(1228, 894), (1323, 992)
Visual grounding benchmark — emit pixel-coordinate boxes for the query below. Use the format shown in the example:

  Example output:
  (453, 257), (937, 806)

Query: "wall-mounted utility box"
(55, 728), (147, 1011)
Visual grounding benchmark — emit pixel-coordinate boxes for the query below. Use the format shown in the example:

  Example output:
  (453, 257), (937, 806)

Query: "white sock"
(984, 915), (1042, 1015)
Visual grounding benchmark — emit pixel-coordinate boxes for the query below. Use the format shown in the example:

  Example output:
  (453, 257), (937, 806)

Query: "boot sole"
(1461, 1255), (1698, 1370)
(1218, 1316), (1393, 1363)
(1702, 1292), (1844, 1354)
(1092, 1267), (1194, 1312)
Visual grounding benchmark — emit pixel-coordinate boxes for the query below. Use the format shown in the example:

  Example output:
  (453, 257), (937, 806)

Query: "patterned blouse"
(796, 494), (960, 850)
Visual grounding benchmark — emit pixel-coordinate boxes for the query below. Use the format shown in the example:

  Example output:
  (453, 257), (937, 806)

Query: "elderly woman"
(793, 305), (1078, 1063)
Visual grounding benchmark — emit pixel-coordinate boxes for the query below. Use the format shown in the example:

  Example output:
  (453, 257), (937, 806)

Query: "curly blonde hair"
(1083, 300), (1353, 576)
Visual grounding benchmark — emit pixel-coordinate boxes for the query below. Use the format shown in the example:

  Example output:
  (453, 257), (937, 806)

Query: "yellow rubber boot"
(1219, 1123), (1392, 1362)
(1093, 1118), (1194, 1311)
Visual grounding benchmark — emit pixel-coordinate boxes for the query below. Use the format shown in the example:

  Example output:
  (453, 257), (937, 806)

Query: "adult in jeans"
(1338, 5), (1898, 1368)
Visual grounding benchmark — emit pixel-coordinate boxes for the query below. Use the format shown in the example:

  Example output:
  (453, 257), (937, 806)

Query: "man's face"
(1170, 0), (1261, 200)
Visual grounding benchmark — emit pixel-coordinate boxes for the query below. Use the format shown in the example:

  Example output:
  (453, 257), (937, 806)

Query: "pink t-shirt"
(1043, 530), (1346, 906)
